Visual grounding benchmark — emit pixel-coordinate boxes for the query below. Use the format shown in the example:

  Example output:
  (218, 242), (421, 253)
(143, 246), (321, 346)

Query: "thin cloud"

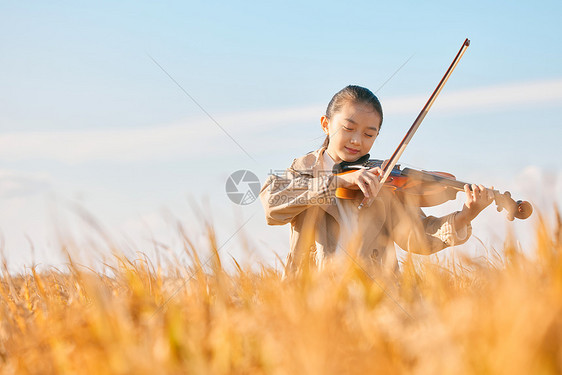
(0, 107), (322, 164)
(384, 78), (562, 115)
(0, 170), (52, 199)
(1, 79), (561, 163)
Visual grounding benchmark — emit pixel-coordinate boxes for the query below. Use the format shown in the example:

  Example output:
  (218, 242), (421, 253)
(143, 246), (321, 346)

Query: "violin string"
(396, 160), (465, 186)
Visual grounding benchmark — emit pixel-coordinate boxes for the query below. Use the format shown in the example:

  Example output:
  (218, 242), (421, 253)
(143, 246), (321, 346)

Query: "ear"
(320, 115), (329, 135)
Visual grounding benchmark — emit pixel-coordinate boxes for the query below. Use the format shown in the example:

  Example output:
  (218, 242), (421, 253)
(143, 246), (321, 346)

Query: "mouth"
(345, 147), (360, 154)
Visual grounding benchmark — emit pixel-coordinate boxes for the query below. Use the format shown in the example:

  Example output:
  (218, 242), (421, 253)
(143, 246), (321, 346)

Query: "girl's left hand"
(458, 184), (494, 224)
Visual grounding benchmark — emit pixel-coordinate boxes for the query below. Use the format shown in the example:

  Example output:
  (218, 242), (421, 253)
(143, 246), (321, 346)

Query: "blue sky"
(1, 1), (561, 270)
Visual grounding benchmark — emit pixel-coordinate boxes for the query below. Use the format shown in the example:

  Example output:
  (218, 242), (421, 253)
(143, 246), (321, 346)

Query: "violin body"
(332, 158), (533, 221)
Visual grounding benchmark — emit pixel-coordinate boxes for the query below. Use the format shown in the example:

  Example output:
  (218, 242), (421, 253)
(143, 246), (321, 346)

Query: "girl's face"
(321, 100), (381, 163)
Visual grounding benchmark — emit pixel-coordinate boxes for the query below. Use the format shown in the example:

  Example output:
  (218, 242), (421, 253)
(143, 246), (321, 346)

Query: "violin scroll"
(493, 190), (533, 221)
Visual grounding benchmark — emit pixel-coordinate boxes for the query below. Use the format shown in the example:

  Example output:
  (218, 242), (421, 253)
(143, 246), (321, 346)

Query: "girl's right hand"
(335, 167), (383, 209)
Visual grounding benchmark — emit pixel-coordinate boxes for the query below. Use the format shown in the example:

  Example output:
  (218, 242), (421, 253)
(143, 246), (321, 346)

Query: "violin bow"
(372, 38), (471, 198)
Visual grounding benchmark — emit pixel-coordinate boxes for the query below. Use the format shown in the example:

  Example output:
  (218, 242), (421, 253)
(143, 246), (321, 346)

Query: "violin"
(332, 38), (532, 221)
(332, 156), (533, 221)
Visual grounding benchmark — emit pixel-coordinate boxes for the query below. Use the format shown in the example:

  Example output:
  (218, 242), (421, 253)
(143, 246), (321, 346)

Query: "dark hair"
(322, 85), (383, 148)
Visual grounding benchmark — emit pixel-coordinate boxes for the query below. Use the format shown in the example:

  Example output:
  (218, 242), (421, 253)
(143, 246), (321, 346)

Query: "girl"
(260, 85), (492, 275)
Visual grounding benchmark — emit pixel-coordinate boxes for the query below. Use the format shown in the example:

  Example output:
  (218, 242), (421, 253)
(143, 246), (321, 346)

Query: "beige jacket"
(259, 147), (471, 274)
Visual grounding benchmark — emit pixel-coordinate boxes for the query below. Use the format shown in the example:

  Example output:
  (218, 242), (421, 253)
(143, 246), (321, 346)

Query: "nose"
(350, 136), (360, 145)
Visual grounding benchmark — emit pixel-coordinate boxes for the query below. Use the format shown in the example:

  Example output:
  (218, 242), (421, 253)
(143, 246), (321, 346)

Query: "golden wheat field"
(1, 214), (562, 375)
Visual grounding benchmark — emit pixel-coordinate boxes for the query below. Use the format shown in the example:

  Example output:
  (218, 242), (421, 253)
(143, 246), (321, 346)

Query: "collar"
(290, 147), (329, 175)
